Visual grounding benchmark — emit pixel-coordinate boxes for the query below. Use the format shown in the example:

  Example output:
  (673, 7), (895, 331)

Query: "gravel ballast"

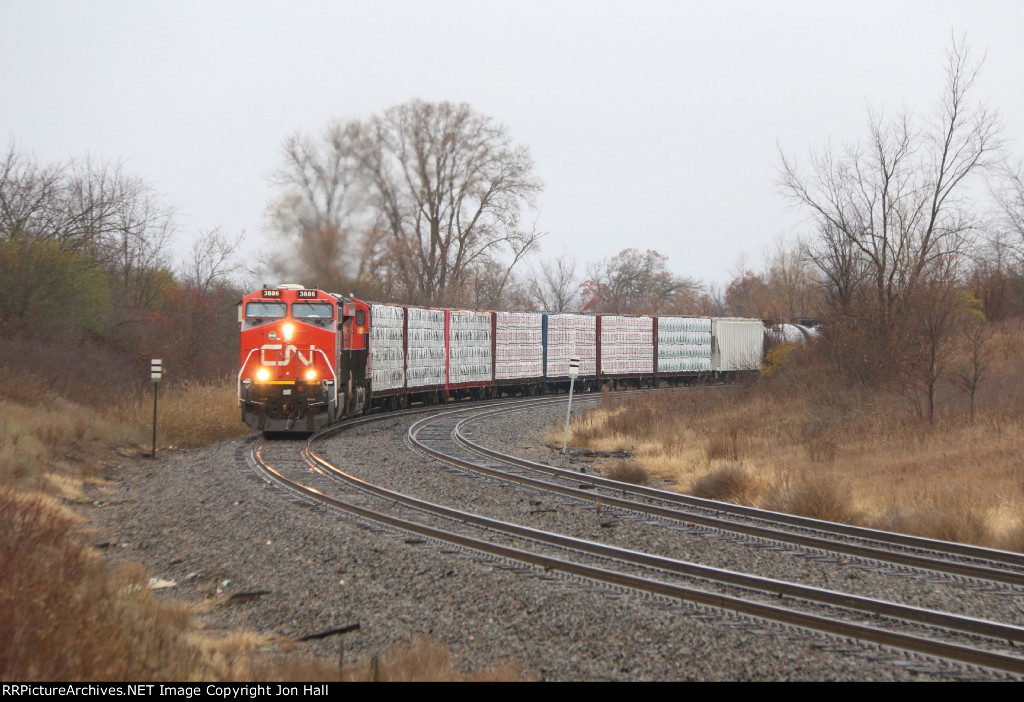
(81, 401), (1021, 681)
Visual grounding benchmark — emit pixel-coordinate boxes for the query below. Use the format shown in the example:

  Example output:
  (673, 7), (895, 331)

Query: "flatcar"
(238, 284), (765, 433)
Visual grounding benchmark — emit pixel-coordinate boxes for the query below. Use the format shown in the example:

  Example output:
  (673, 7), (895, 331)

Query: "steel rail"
(403, 401), (1024, 585)
(459, 400), (1024, 568)
(247, 430), (1024, 676)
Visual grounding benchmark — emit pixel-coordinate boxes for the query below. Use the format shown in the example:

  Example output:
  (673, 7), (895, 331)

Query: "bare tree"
(526, 252), (581, 312)
(266, 102), (542, 304)
(354, 100), (543, 304)
(266, 123), (371, 292)
(165, 228), (247, 367)
(898, 257), (963, 423)
(725, 268), (772, 318)
(801, 221), (869, 316)
(180, 227), (244, 294)
(581, 248), (699, 315)
(0, 148), (175, 331)
(780, 37), (1000, 344)
(994, 159), (1024, 257)
(950, 292), (994, 424)
(764, 234), (823, 321)
(0, 148), (65, 242)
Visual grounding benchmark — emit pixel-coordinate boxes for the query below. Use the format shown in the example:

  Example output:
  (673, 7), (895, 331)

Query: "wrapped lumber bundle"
(448, 310), (493, 384)
(657, 316), (712, 373)
(495, 312), (544, 380)
(370, 304), (406, 391)
(600, 315), (654, 375)
(545, 314), (597, 377)
(406, 307), (447, 387)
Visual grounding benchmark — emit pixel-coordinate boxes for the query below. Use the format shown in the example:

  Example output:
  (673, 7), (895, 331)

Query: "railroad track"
(412, 398), (1024, 588)
(244, 395), (1024, 678)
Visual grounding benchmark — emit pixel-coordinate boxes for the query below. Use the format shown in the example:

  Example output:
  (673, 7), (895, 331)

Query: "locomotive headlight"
(283, 323), (295, 341)
(256, 368), (270, 382)
(304, 369), (318, 381)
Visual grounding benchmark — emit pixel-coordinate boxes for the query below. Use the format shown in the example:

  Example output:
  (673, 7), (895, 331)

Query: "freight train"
(238, 284), (766, 433)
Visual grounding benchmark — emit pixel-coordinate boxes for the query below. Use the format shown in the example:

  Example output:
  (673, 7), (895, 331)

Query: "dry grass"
(762, 475), (858, 524)
(0, 487), (204, 680)
(561, 324), (1024, 551)
(341, 635), (527, 682)
(0, 397), (144, 497)
(113, 378), (252, 449)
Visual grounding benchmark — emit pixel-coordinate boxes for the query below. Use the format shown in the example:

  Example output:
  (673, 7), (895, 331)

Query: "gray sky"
(3, 1), (1022, 287)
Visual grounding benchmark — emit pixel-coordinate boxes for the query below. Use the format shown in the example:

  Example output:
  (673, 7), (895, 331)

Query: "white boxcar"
(545, 313), (597, 377)
(600, 315), (654, 375)
(711, 318), (764, 371)
(495, 312), (544, 380)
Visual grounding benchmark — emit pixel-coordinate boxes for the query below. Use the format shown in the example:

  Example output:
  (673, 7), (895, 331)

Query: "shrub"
(761, 341), (800, 377)
(689, 463), (757, 504)
(604, 460), (651, 486)
(763, 476), (856, 524)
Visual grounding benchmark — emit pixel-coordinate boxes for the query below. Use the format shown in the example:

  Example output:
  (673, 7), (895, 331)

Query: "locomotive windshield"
(245, 301), (287, 318)
(292, 302), (334, 319)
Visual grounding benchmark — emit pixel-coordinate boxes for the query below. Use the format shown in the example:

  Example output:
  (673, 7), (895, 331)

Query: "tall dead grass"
(114, 378), (252, 449)
(0, 487), (206, 680)
(563, 325), (1024, 551)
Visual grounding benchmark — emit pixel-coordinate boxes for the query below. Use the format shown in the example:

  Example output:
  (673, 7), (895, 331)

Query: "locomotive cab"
(238, 285), (341, 433)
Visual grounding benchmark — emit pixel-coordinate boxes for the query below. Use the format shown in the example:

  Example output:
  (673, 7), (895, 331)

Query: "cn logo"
(260, 344), (316, 367)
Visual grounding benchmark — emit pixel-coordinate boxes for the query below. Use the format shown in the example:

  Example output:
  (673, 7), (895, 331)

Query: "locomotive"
(238, 284), (766, 433)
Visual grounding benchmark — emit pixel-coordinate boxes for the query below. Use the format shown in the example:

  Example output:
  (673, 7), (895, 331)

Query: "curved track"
(412, 399), (1024, 586)
(243, 395), (1024, 677)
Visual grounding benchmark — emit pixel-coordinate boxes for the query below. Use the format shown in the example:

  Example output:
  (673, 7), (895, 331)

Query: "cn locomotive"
(238, 284), (766, 433)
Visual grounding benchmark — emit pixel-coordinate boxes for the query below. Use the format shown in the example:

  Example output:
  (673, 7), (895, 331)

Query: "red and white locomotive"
(238, 283), (766, 434)
(238, 285), (371, 432)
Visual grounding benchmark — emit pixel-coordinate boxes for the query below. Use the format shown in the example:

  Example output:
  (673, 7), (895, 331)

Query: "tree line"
(0, 148), (246, 392)
(777, 37), (1024, 422)
(5, 36), (1024, 421)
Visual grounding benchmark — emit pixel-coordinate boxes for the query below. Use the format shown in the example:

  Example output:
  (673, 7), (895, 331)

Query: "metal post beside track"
(150, 359), (163, 458)
(561, 356), (580, 455)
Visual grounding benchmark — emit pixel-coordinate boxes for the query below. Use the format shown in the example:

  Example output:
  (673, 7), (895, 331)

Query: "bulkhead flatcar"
(238, 284), (767, 434)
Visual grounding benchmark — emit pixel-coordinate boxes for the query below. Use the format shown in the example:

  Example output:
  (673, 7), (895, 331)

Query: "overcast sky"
(3, 1), (1022, 288)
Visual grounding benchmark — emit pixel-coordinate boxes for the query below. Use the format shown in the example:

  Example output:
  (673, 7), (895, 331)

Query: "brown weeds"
(115, 378), (251, 449)
(762, 476), (857, 524)
(0, 487), (202, 680)
(341, 635), (527, 682)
